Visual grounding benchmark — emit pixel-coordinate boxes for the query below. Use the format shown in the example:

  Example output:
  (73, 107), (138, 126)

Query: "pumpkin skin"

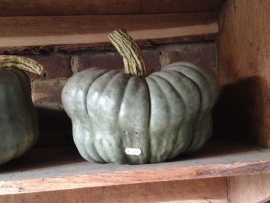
(0, 56), (46, 165)
(0, 68), (39, 165)
(62, 61), (219, 164)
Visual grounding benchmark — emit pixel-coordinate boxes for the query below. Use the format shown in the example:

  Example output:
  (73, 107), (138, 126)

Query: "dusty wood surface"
(0, 177), (228, 203)
(0, 0), (225, 16)
(0, 140), (270, 194)
(0, 13), (218, 54)
(228, 172), (270, 203)
(216, 0), (270, 147)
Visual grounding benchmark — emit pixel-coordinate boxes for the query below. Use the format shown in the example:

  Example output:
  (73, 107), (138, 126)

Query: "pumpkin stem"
(108, 29), (150, 78)
(0, 55), (47, 79)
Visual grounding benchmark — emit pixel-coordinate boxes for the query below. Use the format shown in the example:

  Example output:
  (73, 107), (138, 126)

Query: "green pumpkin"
(62, 30), (220, 164)
(0, 56), (47, 165)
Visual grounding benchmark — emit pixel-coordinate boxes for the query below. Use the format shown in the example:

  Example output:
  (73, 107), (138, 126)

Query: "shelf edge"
(1, 160), (269, 195)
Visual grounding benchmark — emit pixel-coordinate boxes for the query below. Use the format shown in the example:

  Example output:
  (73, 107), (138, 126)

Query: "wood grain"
(216, 0), (270, 147)
(228, 172), (270, 203)
(0, 0), (225, 16)
(0, 140), (270, 194)
(0, 13), (218, 54)
(0, 178), (228, 203)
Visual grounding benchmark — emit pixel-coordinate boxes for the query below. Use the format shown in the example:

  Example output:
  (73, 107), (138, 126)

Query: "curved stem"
(108, 29), (150, 78)
(0, 55), (47, 79)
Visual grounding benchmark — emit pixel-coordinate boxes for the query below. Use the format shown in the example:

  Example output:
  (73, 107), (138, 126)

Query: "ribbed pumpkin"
(0, 56), (47, 165)
(62, 30), (220, 164)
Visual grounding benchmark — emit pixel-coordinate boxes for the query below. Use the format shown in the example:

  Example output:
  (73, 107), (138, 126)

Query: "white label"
(125, 148), (141, 155)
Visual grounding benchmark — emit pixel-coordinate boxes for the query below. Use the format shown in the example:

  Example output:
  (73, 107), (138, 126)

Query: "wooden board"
(0, 0), (226, 16)
(0, 13), (218, 54)
(0, 140), (270, 194)
(228, 172), (270, 203)
(216, 0), (270, 147)
(0, 177), (228, 203)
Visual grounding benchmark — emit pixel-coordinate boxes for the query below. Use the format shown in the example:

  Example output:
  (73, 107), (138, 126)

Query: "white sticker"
(125, 148), (141, 155)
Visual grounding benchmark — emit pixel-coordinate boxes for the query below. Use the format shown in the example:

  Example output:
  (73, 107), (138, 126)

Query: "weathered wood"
(0, 13), (218, 54)
(0, 140), (270, 194)
(216, 0), (270, 147)
(228, 173), (270, 203)
(0, 177), (228, 203)
(0, 0), (225, 16)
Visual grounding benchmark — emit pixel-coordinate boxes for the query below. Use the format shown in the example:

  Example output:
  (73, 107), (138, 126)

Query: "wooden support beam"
(228, 173), (270, 203)
(216, 0), (270, 147)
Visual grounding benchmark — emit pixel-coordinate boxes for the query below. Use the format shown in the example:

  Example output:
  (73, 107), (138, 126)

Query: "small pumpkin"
(62, 29), (220, 164)
(0, 56), (47, 165)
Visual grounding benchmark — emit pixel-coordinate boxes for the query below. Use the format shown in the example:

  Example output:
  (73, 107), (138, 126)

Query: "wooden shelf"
(1, 139), (270, 195)
(0, 0), (222, 54)
(0, 12), (218, 54)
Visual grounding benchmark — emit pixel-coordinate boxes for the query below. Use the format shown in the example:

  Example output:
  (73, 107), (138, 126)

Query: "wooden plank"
(0, 177), (228, 203)
(216, 0), (270, 147)
(0, 13), (218, 54)
(0, 140), (270, 194)
(228, 173), (270, 203)
(0, 0), (225, 16)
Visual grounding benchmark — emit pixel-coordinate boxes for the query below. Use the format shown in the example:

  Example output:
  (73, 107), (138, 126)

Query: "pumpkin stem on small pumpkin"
(108, 29), (150, 78)
(0, 55), (47, 79)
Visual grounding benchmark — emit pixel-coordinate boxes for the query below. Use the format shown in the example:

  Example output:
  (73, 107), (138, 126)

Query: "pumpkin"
(62, 29), (220, 164)
(0, 55), (47, 165)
